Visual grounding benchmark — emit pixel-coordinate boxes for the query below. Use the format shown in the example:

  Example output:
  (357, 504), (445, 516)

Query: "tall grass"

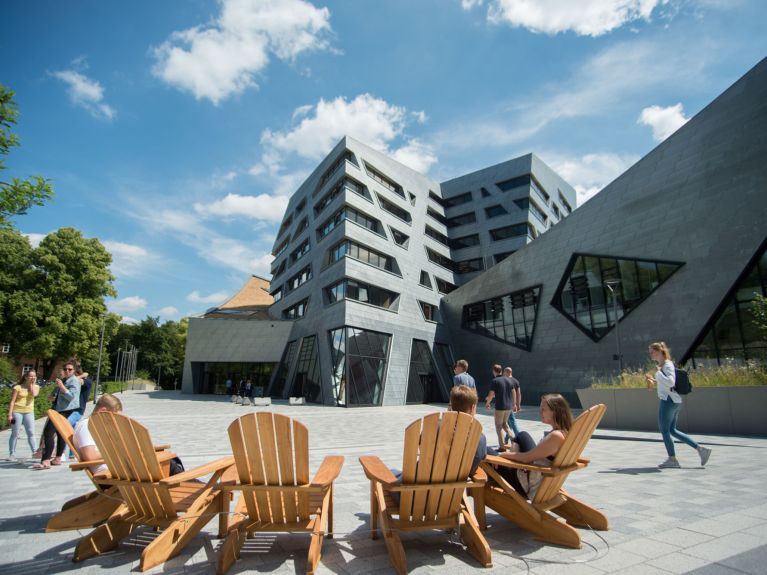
(590, 363), (767, 389)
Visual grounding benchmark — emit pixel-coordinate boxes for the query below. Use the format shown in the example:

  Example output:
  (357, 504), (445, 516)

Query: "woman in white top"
(645, 342), (711, 469)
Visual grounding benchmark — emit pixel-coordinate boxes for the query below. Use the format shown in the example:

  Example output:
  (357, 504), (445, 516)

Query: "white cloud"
(637, 103), (689, 141)
(101, 240), (160, 279)
(546, 152), (640, 205)
(119, 316), (139, 325)
(23, 232), (46, 247)
(193, 193), (289, 222)
(50, 69), (116, 120)
(465, 0), (664, 37)
(108, 295), (148, 313)
(158, 306), (179, 317)
(187, 290), (230, 304)
(251, 93), (437, 182)
(152, 0), (333, 104)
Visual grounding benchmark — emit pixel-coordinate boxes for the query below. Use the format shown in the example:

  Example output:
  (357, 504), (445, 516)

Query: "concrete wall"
(441, 58), (767, 402)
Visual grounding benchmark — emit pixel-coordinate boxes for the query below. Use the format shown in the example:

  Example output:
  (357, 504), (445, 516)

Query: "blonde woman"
(645, 342), (712, 469)
(6, 370), (40, 461)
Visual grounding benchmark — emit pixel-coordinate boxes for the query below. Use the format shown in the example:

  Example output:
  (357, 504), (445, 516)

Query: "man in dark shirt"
(504, 366), (522, 443)
(485, 364), (514, 450)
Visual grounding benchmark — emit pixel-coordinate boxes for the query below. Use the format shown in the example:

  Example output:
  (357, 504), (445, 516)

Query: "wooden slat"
(435, 412), (472, 519)
(425, 412), (456, 520)
(235, 415), (267, 522)
(400, 417), (423, 521)
(257, 412), (283, 524)
(275, 414), (298, 522)
(293, 419), (310, 520)
(445, 418), (482, 517)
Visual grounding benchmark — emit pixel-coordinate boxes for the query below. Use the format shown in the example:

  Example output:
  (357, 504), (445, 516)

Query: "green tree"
(0, 227), (116, 377)
(753, 293), (767, 339)
(0, 84), (54, 228)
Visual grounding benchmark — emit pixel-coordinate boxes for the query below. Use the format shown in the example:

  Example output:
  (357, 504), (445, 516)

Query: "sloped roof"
(202, 275), (274, 319)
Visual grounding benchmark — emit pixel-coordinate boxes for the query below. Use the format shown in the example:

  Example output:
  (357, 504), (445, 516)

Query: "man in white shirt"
(73, 393), (123, 474)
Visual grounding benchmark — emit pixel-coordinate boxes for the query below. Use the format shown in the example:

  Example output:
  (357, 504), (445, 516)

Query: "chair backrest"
(398, 411), (482, 524)
(533, 403), (606, 504)
(47, 409), (81, 462)
(227, 412), (311, 525)
(89, 411), (176, 519)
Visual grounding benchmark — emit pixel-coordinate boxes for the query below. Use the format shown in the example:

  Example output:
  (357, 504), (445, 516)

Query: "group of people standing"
(452, 343), (712, 471)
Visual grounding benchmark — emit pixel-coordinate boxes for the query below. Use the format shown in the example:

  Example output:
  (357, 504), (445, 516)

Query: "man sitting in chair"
(73, 393), (123, 475)
(450, 384), (489, 475)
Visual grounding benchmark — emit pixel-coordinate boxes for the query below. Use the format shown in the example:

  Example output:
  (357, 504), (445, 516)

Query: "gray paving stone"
(1, 390), (766, 574)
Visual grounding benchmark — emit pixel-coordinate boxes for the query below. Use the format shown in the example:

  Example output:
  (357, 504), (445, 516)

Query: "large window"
(456, 258), (484, 274)
(325, 238), (397, 273)
(290, 238), (310, 263)
(687, 240), (767, 367)
(325, 278), (399, 310)
(435, 277), (457, 294)
(406, 340), (449, 404)
(490, 222), (535, 241)
(485, 204), (508, 218)
(192, 361), (276, 395)
(463, 285), (541, 351)
(282, 298), (309, 319)
(286, 265), (312, 292)
(559, 190), (573, 214)
(329, 326), (391, 406)
(427, 206), (448, 226)
(317, 149), (357, 193)
(450, 233), (480, 250)
(445, 211), (476, 228)
(268, 340), (298, 398)
(288, 336), (323, 404)
(444, 191), (472, 207)
(364, 162), (404, 198)
(426, 247), (457, 272)
(377, 194), (412, 223)
(424, 225), (449, 246)
(389, 227), (410, 248)
(551, 253), (684, 341)
(317, 205), (385, 241)
(314, 176), (370, 217)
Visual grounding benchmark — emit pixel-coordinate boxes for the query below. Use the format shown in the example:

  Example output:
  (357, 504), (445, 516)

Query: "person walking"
(6, 370), (40, 461)
(503, 366), (522, 443)
(485, 364), (514, 450)
(452, 359), (476, 388)
(645, 341), (712, 469)
(31, 361), (81, 469)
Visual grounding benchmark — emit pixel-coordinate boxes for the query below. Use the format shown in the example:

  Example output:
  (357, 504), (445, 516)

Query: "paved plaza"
(1, 390), (766, 574)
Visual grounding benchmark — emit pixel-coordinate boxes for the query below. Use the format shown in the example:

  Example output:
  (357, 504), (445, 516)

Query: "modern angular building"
(183, 58), (767, 406)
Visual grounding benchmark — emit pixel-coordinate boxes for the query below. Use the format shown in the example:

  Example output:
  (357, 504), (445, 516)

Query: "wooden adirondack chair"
(216, 412), (344, 575)
(73, 412), (234, 572)
(473, 403), (608, 549)
(44, 409), (122, 532)
(359, 411), (492, 575)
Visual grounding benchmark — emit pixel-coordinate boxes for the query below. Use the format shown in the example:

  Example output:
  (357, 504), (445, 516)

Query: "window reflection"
(328, 326), (391, 406)
(462, 285), (540, 351)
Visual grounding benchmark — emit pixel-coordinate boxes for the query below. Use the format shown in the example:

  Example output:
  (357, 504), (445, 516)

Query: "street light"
(93, 314), (107, 404)
(604, 278), (623, 375)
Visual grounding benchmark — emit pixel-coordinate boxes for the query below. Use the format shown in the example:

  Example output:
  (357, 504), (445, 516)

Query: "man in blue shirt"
(452, 359), (476, 388)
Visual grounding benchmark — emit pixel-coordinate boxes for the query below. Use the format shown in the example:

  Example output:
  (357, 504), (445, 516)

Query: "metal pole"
(604, 280), (623, 376)
(94, 316), (106, 404)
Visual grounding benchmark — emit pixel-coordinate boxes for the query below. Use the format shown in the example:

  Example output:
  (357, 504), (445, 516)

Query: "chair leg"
(60, 489), (99, 511)
(307, 488), (331, 575)
(47, 492), (122, 532)
(552, 491), (609, 531)
(217, 491), (230, 538)
(468, 485), (487, 531)
(460, 494), (492, 567)
(73, 505), (137, 562)
(375, 483), (406, 575)
(369, 481), (379, 540)
(139, 487), (221, 572)
(327, 485), (334, 539)
(216, 526), (246, 575)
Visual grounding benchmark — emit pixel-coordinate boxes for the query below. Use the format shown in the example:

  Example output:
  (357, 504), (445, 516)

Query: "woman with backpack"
(645, 341), (712, 469)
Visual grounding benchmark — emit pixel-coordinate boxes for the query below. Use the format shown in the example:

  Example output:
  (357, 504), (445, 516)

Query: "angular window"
(450, 233), (481, 250)
(377, 194), (412, 223)
(485, 204), (508, 218)
(325, 238), (397, 274)
(317, 149), (357, 193)
(444, 191), (472, 207)
(329, 326), (390, 406)
(418, 300), (439, 322)
(290, 238), (310, 263)
(288, 335), (323, 403)
(406, 339), (449, 404)
(428, 190), (445, 207)
(282, 298), (309, 320)
(552, 253), (684, 341)
(494, 251), (515, 264)
(529, 198), (548, 225)
(427, 206), (448, 226)
(424, 225), (449, 246)
(559, 190), (573, 214)
(408, 192), (416, 206)
(434, 343), (455, 392)
(389, 226), (410, 248)
(445, 211), (476, 228)
(317, 205), (385, 241)
(426, 247), (457, 272)
(276, 214), (293, 239)
(268, 340), (298, 398)
(513, 198), (529, 210)
(286, 265), (312, 292)
(271, 258), (287, 279)
(294, 217), (308, 237)
(364, 162), (404, 198)
(435, 277), (457, 294)
(273, 235), (290, 258)
(457, 258), (484, 274)
(314, 176), (370, 217)
(688, 240), (767, 367)
(325, 278), (399, 310)
(481, 187), (491, 198)
(295, 198), (306, 213)
(496, 174), (530, 193)
(553, 204), (561, 220)
(463, 285), (541, 351)
(419, 270), (432, 288)
(490, 222), (535, 241)
(271, 285), (283, 303)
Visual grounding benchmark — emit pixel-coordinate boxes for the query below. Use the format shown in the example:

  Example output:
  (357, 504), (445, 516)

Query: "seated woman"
(491, 393), (573, 499)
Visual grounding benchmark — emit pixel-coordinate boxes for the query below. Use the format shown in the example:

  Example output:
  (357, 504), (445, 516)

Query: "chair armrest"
(359, 455), (398, 486)
(70, 459), (105, 471)
(154, 443), (171, 451)
(470, 465), (487, 486)
(160, 456), (235, 487)
(482, 454), (577, 476)
(311, 455), (344, 487)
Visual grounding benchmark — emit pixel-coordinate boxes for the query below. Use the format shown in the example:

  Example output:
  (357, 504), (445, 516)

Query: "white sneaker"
(698, 447), (712, 467)
(658, 458), (681, 469)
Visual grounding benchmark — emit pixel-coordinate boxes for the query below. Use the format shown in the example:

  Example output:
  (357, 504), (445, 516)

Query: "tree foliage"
(107, 316), (188, 388)
(0, 84), (54, 228)
(753, 293), (767, 339)
(0, 227), (117, 376)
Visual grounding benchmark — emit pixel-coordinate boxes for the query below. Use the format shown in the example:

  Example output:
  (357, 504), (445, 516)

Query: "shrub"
(0, 385), (55, 431)
(590, 363), (767, 389)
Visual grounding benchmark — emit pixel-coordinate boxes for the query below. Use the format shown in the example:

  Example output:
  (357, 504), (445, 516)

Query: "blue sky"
(2, 0), (765, 323)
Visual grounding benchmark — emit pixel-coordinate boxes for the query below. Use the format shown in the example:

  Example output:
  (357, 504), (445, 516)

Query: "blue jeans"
(658, 397), (698, 456)
(507, 411), (520, 437)
(9, 412), (36, 457)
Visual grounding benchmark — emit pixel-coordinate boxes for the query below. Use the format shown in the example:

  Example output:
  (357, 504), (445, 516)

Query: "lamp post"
(604, 278), (623, 375)
(93, 314), (107, 404)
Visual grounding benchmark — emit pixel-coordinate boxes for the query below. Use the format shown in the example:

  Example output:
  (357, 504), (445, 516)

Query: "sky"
(2, 0), (766, 324)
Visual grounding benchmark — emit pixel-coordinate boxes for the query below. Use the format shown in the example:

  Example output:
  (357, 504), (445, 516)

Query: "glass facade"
(288, 335), (323, 403)
(268, 340), (298, 398)
(328, 326), (391, 406)
(406, 339), (449, 404)
(434, 343), (455, 392)
(192, 361), (276, 395)
(325, 278), (399, 310)
(317, 205), (385, 241)
(552, 253), (684, 341)
(462, 285), (541, 351)
(325, 238), (396, 273)
(688, 241), (767, 366)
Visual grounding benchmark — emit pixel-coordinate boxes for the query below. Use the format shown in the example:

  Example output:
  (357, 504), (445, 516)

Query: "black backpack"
(673, 368), (693, 395)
